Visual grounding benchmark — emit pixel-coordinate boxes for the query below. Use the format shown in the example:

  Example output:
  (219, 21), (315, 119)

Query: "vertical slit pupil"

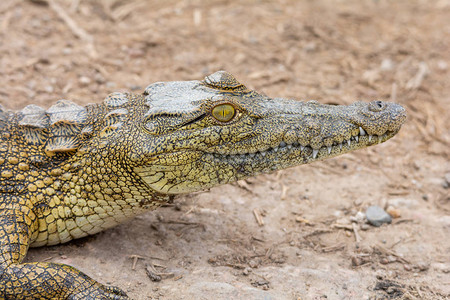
(213, 104), (235, 122)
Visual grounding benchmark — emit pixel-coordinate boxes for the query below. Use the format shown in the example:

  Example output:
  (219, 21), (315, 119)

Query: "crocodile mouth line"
(212, 126), (398, 162)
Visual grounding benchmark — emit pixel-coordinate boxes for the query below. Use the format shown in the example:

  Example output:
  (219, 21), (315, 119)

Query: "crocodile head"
(128, 71), (406, 194)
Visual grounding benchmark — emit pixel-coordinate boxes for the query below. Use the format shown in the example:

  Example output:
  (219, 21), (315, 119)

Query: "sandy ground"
(0, 0), (449, 299)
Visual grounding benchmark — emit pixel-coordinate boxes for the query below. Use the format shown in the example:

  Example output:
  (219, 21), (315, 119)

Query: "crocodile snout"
(351, 101), (407, 137)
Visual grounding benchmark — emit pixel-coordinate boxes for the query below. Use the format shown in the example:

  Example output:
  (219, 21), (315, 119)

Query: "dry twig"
(352, 223), (362, 243)
(253, 208), (265, 226)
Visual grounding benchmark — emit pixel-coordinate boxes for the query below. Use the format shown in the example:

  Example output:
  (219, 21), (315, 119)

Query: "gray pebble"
(360, 224), (370, 231)
(366, 205), (392, 227)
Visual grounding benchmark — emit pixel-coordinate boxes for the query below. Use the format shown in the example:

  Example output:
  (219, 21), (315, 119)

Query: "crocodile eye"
(212, 103), (235, 122)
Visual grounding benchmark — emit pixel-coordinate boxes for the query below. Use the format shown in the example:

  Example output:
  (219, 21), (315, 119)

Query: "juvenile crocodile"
(0, 71), (406, 299)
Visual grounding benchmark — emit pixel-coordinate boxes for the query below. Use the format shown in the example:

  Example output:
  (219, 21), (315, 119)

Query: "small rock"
(380, 258), (389, 265)
(437, 60), (448, 70)
(411, 179), (422, 189)
(94, 73), (106, 84)
(44, 85), (54, 93)
(358, 244), (373, 254)
(351, 256), (363, 266)
(333, 210), (343, 217)
(248, 259), (259, 268)
(360, 224), (370, 231)
(386, 206), (401, 218)
(106, 81), (116, 89)
(356, 211), (366, 219)
(79, 76), (91, 86)
(354, 198), (362, 206)
(353, 211), (366, 222)
(62, 47), (72, 55)
(366, 206), (392, 227)
(380, 58), (394, 71)
(414, 261), (430, 272)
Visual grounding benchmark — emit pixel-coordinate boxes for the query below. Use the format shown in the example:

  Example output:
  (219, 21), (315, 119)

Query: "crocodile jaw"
(207, 125), (400, 177)
(135, 128), (398, 195)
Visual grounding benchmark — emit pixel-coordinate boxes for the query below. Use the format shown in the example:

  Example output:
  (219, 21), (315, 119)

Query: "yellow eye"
(212, 103), (235, 122)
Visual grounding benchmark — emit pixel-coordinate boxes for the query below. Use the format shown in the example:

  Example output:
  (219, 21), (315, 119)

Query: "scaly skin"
(0, 71), (406, 299)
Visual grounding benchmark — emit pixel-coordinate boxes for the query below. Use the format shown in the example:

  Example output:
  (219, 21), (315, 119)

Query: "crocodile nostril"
(369, 100), (385, 112)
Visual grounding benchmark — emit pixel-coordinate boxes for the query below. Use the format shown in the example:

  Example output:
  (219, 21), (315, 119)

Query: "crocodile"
(0, 71), (406, 299)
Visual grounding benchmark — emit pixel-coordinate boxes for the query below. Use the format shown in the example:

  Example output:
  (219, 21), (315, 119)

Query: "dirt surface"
(1, 0), (449, 299)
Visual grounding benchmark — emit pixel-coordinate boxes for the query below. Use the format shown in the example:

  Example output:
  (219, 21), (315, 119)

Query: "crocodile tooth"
(312, 149), (319, 159)
(249, 153), (255, 158)
(287, 145), (292, 150)
(369, 135), (373, 142)
(347, 140), (351, 147)
(261, 152), (266, 157)
(300, 145), (305, 151)
(339, 143), (343, 150)
(273, 147), (279, 152)
(327, 146), (332, 154)
(355, 136), (358, 142)
(359, 127), (366, 136)
(279, 141), (286, 147)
